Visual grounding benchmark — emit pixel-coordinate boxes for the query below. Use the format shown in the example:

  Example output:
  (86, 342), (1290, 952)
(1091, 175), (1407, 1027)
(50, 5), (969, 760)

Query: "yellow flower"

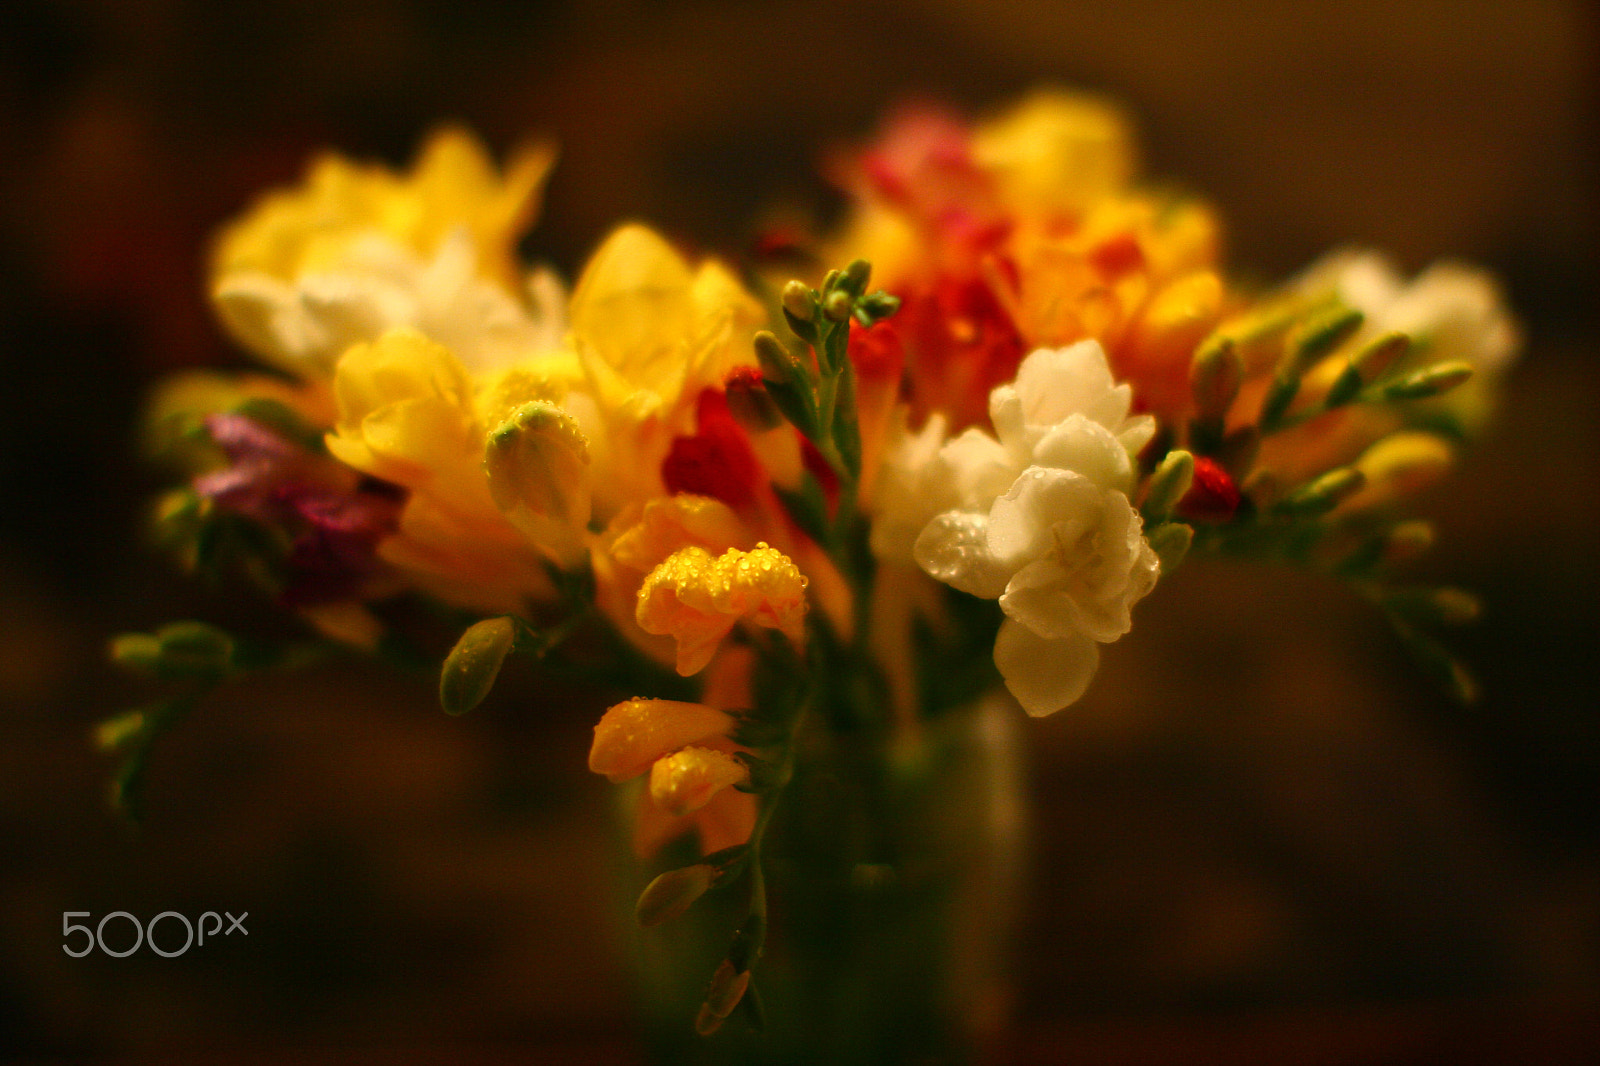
(636, 544), (807, 675)
(215, 126), (553, 289)
(211, 127), (562, 377)
(970, 89), (1137, 219)
(567, 224), (766, 515)
(324, 328), (562, 611)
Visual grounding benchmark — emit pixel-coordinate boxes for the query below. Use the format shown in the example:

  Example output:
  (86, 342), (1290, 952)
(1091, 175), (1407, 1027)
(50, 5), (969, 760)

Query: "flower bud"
(1381, 520), (1436, 565)
(753, 331), (799, 385)
(636, 863), (717, 927)
(780, 280), (814, 323)
(723, 366), (784, 433)
(1177, 456), (1242, 522)
(781, 281), (818, 343)
(1289, 305), (1365, 371)
(1382, 361), (1474, 400)
(94, 710), (147, 752)
(695, 960), (752, 1036)
(109, 633), (164, 675)
(1275, 466), (1366, 517)
(1436, 588), (1483, 625)
(116, 621), (235, 680)
(1189, 336), (1242, 421)
(822, 290), (853, 323)
(853, 291), (901, 326)
(1347, 432), (1453, 510)
(485, 401), (591, 563)
(439, 616), (517, 716)
(838, 259), (872, 297)
(1147, 522), (1193, 572)
(1142, 449), (1195, 521)
(1261, 306), (1365, 428)
(1326, 331), (1412, 407)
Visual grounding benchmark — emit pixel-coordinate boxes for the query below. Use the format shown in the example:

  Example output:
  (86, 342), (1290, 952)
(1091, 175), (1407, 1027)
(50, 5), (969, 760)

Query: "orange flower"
(636, 544), (808, 676)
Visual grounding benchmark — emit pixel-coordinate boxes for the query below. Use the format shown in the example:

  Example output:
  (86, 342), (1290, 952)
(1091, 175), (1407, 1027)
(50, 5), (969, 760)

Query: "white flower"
(214, 229), (568, 378)
(1293, 249), (1519, 378)
(870, 339), (1154, 563)
(905, 341), (1161, 716)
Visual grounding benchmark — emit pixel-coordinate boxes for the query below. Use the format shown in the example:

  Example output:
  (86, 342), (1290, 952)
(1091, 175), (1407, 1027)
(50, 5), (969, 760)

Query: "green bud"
(854, 290), (901, 326)
(780, 280), (814, 323)
(754, 331), (800, 385)
(1382, 361), (1474, 400)
(838, 259), (872, 297)
(109, 633), (164, 675)
(780, 281), (818, 343)
(439, 616), (517, 716)
(128, 621), (235, 680)
(1385, 587), (1482, 627)
(1289, 305), (1365, 370)
(1189, 336), (1243, 421)
(821, 290), (853, 323)
(1261, 306), (1365, 428)
(1275, 467), (1367, 516)
(94, 709), (147, 752)
(695, 961), (752, 1037)
(1147, 522), (1194, 572)
(1142, 450), (1195, 521)
(1381, 520), (1436, 565)
(637, 863), (717, 926)
(1257, 373), (1302, 430)
(1326, 333), (1413, 407)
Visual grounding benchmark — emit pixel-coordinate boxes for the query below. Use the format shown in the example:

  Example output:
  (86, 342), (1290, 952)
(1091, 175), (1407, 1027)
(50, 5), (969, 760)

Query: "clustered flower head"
(111, 92), (1517, 1035)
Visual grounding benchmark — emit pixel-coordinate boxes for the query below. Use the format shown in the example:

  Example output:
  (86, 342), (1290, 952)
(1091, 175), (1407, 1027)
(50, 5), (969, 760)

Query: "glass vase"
(619, 688), (1027, 1065)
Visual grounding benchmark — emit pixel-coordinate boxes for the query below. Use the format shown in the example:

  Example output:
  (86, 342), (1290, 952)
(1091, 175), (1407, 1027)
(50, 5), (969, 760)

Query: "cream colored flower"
(1291, 248), (1519, 432)
(871, 340), (1154, 563)
(907, 341), (1160, 715)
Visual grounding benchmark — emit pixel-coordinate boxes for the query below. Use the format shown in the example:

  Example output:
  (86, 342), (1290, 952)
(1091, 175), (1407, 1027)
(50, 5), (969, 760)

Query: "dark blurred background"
(1, 0), (1596, 1061)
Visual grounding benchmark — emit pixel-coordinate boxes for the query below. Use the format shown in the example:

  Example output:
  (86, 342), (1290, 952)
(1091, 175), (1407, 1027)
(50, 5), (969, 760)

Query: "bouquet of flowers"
(103, 89), (1516, 1059)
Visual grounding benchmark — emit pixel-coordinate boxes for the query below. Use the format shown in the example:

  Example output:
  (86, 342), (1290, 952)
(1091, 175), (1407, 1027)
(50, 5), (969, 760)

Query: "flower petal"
(993, 618), (1100, 716)
(914, 510), (1012, 599)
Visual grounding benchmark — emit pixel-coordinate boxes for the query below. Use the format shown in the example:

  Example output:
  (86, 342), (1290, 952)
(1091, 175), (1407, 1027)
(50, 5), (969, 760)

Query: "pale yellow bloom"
(636, 544), (807, 676)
